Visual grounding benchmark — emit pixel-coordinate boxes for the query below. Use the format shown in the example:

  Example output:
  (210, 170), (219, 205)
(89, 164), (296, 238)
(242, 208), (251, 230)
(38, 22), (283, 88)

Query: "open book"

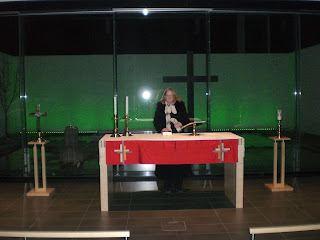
(180, 121), (206, 130)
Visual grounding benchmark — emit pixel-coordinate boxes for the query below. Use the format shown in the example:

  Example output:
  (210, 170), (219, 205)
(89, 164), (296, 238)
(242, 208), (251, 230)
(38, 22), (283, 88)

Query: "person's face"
(165, 90), (175, 104)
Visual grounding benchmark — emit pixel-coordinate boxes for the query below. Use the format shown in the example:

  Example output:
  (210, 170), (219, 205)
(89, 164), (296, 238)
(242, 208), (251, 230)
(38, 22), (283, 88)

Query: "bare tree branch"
(0, 53), (19, 137)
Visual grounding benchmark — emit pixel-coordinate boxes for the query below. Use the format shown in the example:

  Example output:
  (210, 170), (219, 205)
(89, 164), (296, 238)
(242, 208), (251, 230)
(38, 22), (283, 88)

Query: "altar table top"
(100, 132), (243, 142)
(100, 132), (243, 165)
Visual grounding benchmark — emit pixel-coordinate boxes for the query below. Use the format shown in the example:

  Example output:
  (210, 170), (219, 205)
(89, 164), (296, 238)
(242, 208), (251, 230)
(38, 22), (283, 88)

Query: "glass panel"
(0, 15), (24, 177)
(115, 12), (208, 176)
(210, 13), (297, 175)
(300, 14), (320, 172)
(24, 14), (113, 177)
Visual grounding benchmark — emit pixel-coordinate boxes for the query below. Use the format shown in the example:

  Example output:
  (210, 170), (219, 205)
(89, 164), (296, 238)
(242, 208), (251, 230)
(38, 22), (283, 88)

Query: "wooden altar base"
(99, 132), (245, 211)
(265, 183), (293, 192)
(27, 188), (55, 196)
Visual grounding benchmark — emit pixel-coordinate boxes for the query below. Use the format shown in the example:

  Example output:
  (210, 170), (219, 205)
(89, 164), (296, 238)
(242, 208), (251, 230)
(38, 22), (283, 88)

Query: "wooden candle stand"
(27, 140), (55, 196)
(265, 136), (293, 192)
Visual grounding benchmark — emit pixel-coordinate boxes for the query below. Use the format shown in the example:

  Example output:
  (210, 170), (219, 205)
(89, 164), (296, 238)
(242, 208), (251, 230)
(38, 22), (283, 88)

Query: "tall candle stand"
(123, 116), (132, 137)
(111, 115), (121, 137)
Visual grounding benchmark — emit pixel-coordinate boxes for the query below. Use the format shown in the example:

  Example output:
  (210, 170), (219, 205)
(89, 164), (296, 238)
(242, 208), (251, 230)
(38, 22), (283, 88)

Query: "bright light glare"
(142, 9), (149, 16)
(142, 91), (151, 99)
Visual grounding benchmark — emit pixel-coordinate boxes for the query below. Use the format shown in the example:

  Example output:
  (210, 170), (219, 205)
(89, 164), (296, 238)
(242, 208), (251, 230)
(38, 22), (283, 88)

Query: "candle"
(126, 96), (129, 116)
(114, 96), (117, 116)
(277, 110), (282, 121)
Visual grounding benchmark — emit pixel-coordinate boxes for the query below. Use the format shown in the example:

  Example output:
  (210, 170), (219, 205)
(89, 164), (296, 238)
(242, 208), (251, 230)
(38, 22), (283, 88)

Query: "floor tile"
(161, 220), (186, 231)
(127, 218), (172, 227)
(45, 205), (89, 212)
(130, 204), (173, 211)
(76, 226), (128, 231)
(84, 211), (129, 219)
(171, 202), (213, 210)
(176, 223), (227, 234)
(79, 218), (127, 227)
(128, 210), (172, 218)
(129, 235), (180, 240)
(215, 209), (268, 224)
(249, 199), (296, 208)
(51, 199), (92, 206)
(177, 233), (231, 240)
(31, 218), (83, 227)
(0, 218), (37, 228)
(38, 211), (86, 219)
(170, 209), (217, 218)
(282, 230), (320, 239)
(0, 210), (44, 218)
(229, 232), (285, 240)
(173, 216), (222, 225)
(129, 225), (179, 236)
(28, 226), (79, 231)
(108, 205), (130, 211)
(224, 222), (272, 232)
(1, 176), (320, 240)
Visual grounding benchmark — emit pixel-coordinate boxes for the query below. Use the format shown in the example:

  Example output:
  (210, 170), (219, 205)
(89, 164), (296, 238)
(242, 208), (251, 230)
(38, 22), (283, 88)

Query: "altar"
(99, 132), (245, 211)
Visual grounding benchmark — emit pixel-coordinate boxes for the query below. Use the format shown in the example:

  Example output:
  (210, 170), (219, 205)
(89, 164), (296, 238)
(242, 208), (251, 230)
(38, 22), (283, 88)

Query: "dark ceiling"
(1, 0), (320, 12)
(1, 1), (320, 56)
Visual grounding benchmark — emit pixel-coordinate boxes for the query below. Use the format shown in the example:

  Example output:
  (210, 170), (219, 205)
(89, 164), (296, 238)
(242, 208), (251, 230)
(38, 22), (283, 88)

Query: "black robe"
(153, 100), (191, 190)
(154, 100), (190, 133)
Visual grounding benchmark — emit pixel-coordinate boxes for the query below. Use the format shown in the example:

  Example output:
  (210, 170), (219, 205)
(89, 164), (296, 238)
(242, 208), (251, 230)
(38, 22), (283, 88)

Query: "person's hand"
(162, 128), (170, 132)
(174, 122), (182, 129)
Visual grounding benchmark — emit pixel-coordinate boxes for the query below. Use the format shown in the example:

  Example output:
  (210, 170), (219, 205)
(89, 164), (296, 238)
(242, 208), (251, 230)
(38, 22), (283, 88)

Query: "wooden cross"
(212, 140), (230, 162)
(114, 142), (132, 164)
(30, 104), (47, 142)
(163, 51), (218, 118)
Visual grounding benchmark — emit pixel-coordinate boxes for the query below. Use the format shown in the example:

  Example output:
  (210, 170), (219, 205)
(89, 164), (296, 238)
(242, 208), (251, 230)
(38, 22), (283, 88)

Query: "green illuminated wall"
(23, 53), (296, 132)
(25, 55), (114, 132)
(301, 44), (320, 135)
(209, 53), (296, 130)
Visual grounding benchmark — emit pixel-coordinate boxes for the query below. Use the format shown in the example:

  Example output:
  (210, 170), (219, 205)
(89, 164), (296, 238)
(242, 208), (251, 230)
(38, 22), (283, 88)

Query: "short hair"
(160, 88), (182, 104)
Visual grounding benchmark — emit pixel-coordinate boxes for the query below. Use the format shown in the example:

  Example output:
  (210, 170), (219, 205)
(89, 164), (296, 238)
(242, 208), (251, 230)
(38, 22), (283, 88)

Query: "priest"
(154, 87), (190, 193)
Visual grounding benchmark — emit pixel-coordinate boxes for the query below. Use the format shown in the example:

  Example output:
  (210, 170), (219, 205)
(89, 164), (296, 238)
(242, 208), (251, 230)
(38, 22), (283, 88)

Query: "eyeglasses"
(165, 94), (174, 97)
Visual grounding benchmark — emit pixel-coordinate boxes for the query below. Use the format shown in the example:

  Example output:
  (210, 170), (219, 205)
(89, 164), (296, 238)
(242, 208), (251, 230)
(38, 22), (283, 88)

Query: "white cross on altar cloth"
(212, 140), (230, 162)
(114, 141), (132, 164)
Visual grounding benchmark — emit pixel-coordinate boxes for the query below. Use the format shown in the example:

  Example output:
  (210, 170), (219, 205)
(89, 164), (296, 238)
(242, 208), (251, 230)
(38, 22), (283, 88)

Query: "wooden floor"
(0, 176), (320, 240)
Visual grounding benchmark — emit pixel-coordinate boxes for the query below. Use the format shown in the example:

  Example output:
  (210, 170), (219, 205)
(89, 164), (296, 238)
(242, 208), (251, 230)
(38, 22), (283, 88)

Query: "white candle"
(114, 96), (117, 116)
(126, 96), (129, 116)
(277, 110), (282, 121)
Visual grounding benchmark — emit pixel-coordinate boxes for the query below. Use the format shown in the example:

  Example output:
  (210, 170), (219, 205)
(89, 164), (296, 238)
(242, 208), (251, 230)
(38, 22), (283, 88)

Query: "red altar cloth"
(106, 139), (238, 165)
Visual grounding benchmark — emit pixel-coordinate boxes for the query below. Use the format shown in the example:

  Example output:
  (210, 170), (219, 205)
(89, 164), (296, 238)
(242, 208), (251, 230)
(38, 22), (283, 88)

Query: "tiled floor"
(0, 176), (320, 240)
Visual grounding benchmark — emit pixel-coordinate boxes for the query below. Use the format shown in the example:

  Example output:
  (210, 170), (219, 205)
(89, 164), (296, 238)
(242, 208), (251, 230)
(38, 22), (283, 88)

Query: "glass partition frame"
(2, 8), (318, 177)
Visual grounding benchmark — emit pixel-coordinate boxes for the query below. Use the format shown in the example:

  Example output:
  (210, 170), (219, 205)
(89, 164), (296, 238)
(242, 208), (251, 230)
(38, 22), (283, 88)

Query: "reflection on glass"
(142, 90), (151, 100)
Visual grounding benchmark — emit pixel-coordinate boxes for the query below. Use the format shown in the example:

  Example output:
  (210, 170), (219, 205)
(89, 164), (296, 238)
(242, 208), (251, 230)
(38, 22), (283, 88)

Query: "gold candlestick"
(36, 131), (45, 143)
(111, 116), (121, 137)
(191, 123), (199, 136)
(277, 120), (281, 139)
(123, 116), (132, 137)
